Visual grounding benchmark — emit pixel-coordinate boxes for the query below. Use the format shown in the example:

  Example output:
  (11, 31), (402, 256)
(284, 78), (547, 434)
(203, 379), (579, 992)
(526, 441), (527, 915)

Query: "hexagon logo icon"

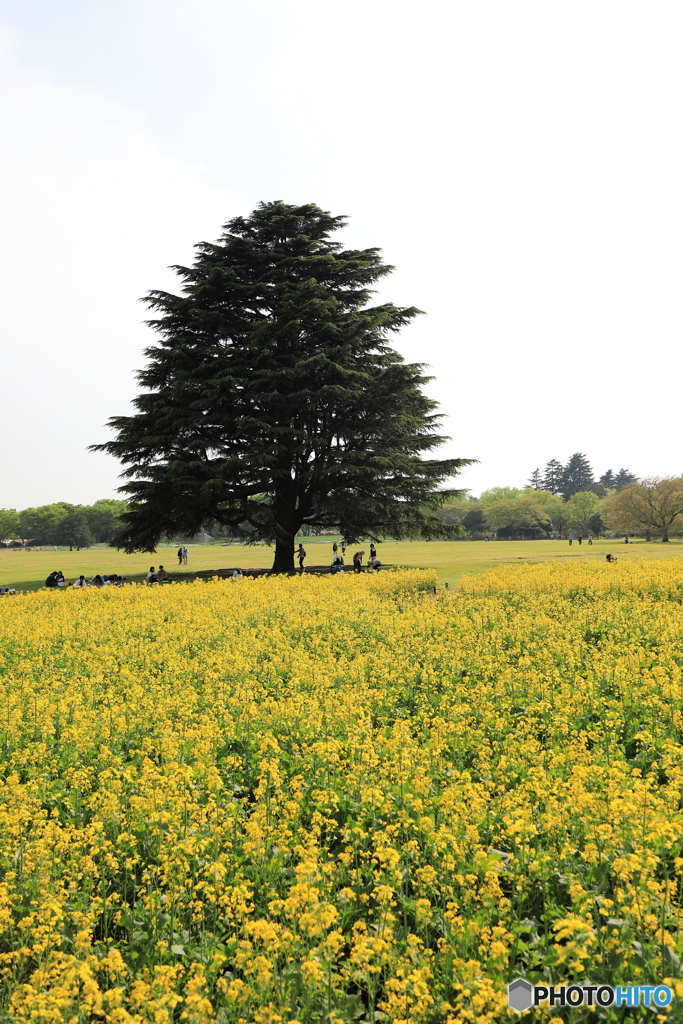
(508, 978), (533, 1013)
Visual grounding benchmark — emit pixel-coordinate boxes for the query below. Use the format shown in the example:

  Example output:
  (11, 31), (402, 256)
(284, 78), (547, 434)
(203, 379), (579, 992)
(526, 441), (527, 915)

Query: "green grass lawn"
(2, 536), (683, 593)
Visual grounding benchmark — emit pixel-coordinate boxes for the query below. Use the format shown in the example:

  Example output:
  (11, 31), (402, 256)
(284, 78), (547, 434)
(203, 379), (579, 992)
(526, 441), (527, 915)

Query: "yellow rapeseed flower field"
(2, 562), (683, 1022)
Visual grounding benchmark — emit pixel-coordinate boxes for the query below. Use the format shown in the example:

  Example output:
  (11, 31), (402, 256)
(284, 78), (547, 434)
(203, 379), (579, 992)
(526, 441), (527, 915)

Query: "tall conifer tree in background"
(561, 452), (595, 499)
(614, 468), (638, 491)
(600, 468), (638, 492)
(541, 459), (564, 494)
(93, 202), (472, 572)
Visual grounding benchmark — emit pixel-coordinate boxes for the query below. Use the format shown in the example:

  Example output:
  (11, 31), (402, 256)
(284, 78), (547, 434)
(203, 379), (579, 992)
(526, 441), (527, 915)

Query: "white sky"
(1, 0), (681, 508)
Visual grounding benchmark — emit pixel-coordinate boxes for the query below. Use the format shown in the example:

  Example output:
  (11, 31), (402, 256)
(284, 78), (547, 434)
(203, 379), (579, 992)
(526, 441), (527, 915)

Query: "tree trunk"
(662, 527), (669, 542)
(272, 533), (295, 573)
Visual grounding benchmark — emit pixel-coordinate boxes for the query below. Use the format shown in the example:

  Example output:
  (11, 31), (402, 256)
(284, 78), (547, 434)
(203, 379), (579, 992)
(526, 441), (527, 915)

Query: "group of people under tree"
(45, 571), (124, 588)
(330, 540), (382, 574)
(293, 539), (382, 574)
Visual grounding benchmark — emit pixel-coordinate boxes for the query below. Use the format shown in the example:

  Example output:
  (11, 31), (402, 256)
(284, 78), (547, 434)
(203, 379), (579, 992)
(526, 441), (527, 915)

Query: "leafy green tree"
(483, 495), (552, 536)
(19, 503), (73, 545)
(527, 468), (542, 489)
(565, 491), (604, 534)
(82, 499), (128, 542)
(462, 504), (486, 535)
(541, 459), (564, 494)
(561, 453), (595, 499)
(479, 487), (523, 506)
(604, 477), (683, 542)
(433, 497), (470, 527)
(55, 512), (94, 551)
(599, 469), (615, 489)
(92, 202), (472, 571)
(0, 509), (19, 542)
(529, 490), (567, 531)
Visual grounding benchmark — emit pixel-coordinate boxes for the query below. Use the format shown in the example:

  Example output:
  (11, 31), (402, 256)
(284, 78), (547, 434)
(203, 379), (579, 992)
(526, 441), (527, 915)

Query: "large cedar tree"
(93, 202), (472, 572)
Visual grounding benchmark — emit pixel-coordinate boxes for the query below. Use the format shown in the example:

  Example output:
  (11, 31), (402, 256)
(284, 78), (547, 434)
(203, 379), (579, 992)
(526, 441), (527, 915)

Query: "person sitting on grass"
(45, 571), (60, 588)
(231, 568), (243, 579)
(73, 575), (88, 588)
(367, 556), (382, 571)
(0, 586), (16, 596)
(606, 553), (617, 563)
(146, 566), (158, 583)
(92, 575), (105, 587)
(156, 565), (170, 583)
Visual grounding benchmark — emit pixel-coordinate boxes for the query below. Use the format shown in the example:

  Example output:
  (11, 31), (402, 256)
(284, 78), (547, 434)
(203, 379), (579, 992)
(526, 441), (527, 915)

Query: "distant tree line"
(0, 500), (128, 550)
(0, 501), (322, 550)
(435, 454), (683, 542)
(6, 457), (682, 548)
(526, 454), (637, 499)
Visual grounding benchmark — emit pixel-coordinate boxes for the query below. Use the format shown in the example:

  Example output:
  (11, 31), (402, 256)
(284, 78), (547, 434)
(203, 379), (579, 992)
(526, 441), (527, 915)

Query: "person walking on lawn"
(177, 547), (183, 565)
(297, 543), (306, 572)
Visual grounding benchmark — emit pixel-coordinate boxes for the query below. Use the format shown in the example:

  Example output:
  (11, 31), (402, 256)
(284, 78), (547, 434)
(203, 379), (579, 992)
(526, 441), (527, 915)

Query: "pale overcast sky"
(1, 1), (681, 508)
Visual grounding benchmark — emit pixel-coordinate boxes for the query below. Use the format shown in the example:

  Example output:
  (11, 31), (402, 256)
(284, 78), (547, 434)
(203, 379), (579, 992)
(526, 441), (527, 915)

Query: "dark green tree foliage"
(600, 468), (637, 492)
(92, 202), (472, 572)
(614, 468), (637, 491)
(527, 468), (541, 489)
(561, 453), (595, 499)
(19, 503), (73, 545)
(462, 504), (486, 534)
(541, 459), (564, 495)
(0, 510), (19, 542)
(55, 512), (93, 551)
(82, 499), (128, 542)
